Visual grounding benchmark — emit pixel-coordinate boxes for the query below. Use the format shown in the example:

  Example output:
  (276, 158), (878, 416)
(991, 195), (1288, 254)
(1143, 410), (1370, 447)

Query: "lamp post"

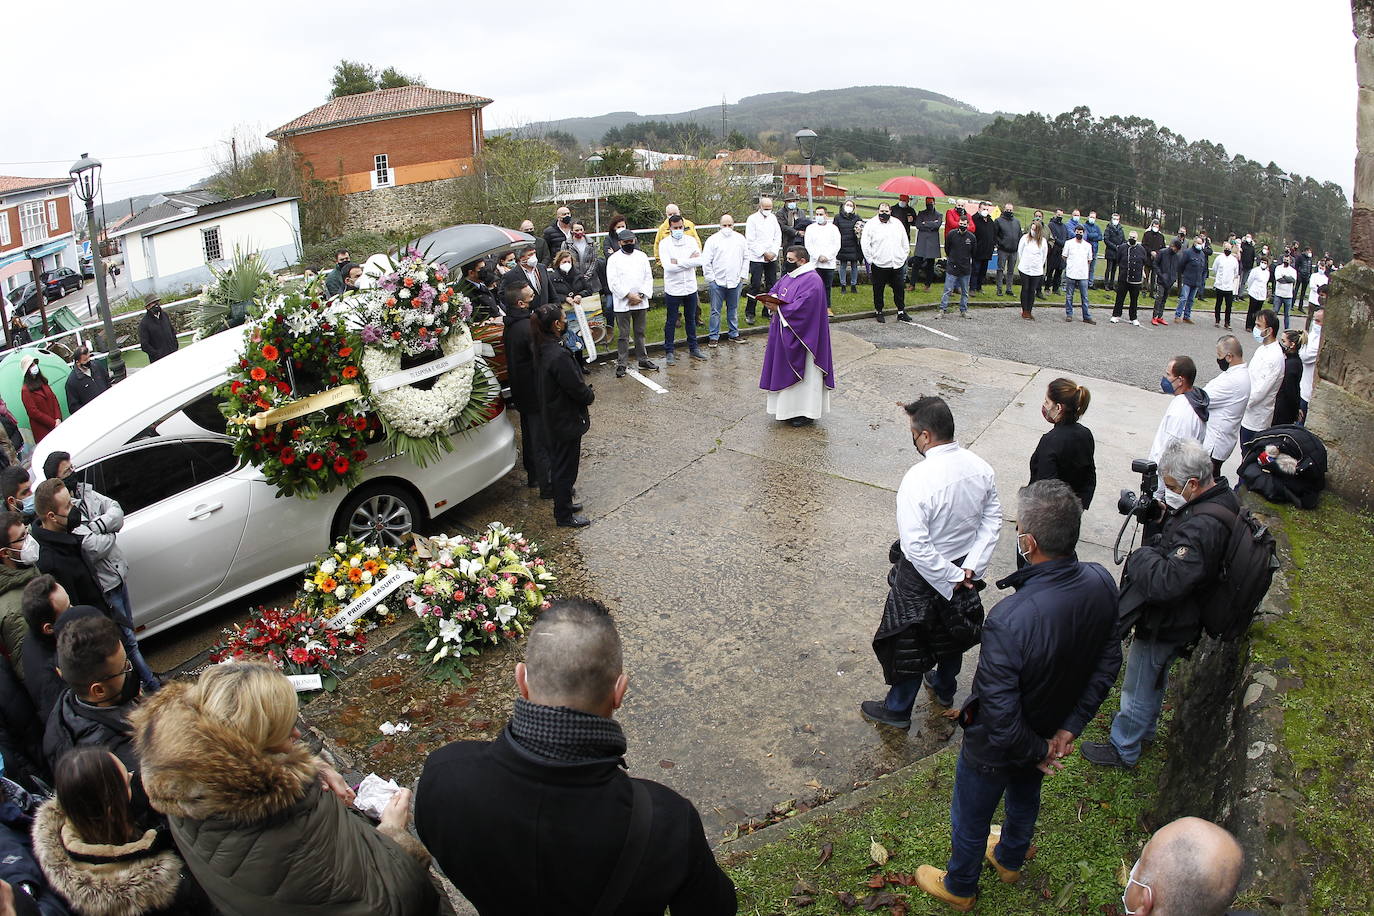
(585, 154), (604, 234)
(1277, 173), (1293, 252)
(794, 128), (818, 217)
(69, 153), (125, 383)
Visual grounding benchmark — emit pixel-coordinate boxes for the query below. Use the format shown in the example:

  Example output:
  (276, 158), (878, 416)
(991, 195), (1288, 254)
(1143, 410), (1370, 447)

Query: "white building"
(111, 190), (301, 295)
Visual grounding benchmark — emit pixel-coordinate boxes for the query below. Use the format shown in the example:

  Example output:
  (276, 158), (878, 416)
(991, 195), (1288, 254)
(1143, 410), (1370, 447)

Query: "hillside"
(511, 85), (1001, 145)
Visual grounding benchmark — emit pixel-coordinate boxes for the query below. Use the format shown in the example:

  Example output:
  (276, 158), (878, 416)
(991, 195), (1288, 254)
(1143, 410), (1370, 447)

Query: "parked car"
(5, 283), (40, 316)
(31, 329), (517, 638)
(41, 268), (83, 299)
(79, 257), (95, 279)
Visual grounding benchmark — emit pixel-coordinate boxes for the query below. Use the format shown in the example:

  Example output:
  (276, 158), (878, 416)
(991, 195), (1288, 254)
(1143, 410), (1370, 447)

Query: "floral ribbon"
(369, 342), (477, 393)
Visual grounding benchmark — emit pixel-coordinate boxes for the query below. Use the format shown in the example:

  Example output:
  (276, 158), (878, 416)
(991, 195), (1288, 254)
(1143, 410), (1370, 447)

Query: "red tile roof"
(0, 176), (71, 194)
(267, 86), (493, 138)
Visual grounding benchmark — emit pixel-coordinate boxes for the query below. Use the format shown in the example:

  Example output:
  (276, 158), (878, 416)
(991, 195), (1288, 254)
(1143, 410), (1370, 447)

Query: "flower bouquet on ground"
(407, 524), (556, 684)
(297, 537), (410, 634)
(209, 606), (365, 692)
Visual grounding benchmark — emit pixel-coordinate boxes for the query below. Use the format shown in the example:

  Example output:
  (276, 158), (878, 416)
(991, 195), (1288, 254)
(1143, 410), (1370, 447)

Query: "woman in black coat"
(834, 201), (863, 294)
(549, 250), (594, 364)
(531, 305), (594, 529)
(1028, 378), (1095, 504)
(1273, 329), (1305, 426)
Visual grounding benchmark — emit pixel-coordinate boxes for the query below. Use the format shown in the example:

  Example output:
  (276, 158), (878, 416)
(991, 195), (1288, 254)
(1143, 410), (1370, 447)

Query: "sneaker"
(896, 311), (913, 323)
(858, 700), (910, 730)
(689, 351), (708, 361)
(556, 514), (591, 528)
(638, 359), (659, 371)
(1132, 319), (1141, 327)
(1158, 317), (1170, 326)
(1079, 741), (1136, 769)
(1064, 315), (1074, 322)
(664, 354), (677, 366)
(933, 311), (943, 319)
(707, 339), (719, 348)
(962, 311), (971, 319)
(730, 335), (749, 344)
(1182, 317), (1194, 324)
(1214, 322), (1221, 329)
(915, 866), (975, 913)
(874, 312), (886, 323)
(1109, 316), (1121, 323)
(744, 316), (756, 326)
(1083, 317), (1096, 325)
(616, 365), (627, 378)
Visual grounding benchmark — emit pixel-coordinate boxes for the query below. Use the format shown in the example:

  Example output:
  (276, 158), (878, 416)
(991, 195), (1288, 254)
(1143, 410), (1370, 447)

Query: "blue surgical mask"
(20, 495), (34, 518)
(1253, 327), (1264, 342)
(1160, 375), (1175, 394)
(787, 202), (797, 210)
(670, 228), (684, 240)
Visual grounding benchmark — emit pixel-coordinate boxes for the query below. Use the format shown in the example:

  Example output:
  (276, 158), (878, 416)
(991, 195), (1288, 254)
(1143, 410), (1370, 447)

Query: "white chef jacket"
(657, 233), (703, 296)
(606, 249), (654, 312)
(895, 442), (1002, 600)
(803, 222), (841, 267)
(701, 228), (748, 289)
(861, 217), (909, 269)
(1149, 394), (1208, 467)
(1243, 340), (1285, 430)
(745, 210), (782, 263)
(1299, 324), (1322, 402)
(1062, 238), (1093, 280)
(1202, 365), (1251, 462)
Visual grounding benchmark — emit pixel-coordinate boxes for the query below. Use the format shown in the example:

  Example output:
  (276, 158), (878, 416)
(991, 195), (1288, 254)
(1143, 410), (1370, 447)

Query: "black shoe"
(616, 365), (627, 378)
(745, 315), (756, 326)
(896, 311), (913, 323)
(788, 416), (814, 427)
(526, 478), (539, 489)
(689, 351), (708, 361)
(579, 363), (591, 376)
(568, 501), (584, 513)
(875, 312), (886, 323)
(539, 489), (553, 500)
(638, 359), (659, 371)
(859, 700), (911, 730)
(1079, 741), (1136, 769)
(556, 515), (591, 528)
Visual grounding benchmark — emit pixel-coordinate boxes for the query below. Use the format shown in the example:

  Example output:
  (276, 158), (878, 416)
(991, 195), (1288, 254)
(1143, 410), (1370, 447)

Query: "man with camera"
(1081, 439), (1239, 769)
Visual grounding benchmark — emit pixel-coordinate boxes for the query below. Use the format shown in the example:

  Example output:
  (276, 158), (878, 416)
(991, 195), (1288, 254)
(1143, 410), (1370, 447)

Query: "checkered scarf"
(509, 697), (628, 764)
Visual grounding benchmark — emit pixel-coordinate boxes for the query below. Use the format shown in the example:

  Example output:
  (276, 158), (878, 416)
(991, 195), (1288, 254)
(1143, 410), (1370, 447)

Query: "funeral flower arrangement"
(209, 606), (366, 692)
(407, 524), (556, 683)
(296, 537), (405, 633)
(219, 285), (379, 498)
(353, 249), (472, 356)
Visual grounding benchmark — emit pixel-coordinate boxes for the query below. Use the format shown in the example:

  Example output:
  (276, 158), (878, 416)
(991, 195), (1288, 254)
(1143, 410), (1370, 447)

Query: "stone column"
(1307, 1), (1374, 507)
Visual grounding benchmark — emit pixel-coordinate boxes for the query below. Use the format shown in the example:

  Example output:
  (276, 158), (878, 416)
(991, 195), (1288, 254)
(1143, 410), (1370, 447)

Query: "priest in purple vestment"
(759, 245), (835, 427)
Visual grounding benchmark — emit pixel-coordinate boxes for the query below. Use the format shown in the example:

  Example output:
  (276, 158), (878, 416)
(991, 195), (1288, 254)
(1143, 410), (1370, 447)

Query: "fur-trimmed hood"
(129, 681), (318, 824)
(33, 799), (183, 916)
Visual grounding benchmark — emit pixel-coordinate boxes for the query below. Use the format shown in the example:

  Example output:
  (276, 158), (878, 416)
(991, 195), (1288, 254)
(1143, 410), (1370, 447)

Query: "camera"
(1116, 458), (1159, 520)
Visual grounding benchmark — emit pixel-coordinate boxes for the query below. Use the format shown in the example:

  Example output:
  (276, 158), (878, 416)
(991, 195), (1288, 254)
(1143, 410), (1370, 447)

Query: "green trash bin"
(47, 306), (83, 333)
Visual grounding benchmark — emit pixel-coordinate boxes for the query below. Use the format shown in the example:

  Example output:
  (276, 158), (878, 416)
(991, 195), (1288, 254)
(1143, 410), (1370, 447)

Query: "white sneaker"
(1132, 319), (1141, 326)
(1109, 316), (1120, 323)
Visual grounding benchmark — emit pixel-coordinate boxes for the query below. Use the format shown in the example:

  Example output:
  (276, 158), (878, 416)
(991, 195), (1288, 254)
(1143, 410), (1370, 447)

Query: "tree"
(450, 135), (561, 229)
(208, 128), (346, 244)
(593, 148), (637, 176)
(651, 162), (755, 225)
(378, 66), (424, 89)
(330, 60), (424, 98)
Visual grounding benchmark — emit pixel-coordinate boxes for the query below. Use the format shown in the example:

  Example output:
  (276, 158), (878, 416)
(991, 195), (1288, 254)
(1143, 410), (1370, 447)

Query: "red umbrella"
(877, 176), (946, 199)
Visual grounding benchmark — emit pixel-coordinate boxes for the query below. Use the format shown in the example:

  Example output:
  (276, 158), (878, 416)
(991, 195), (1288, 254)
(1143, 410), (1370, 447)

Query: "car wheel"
(333, 484), (423, 549)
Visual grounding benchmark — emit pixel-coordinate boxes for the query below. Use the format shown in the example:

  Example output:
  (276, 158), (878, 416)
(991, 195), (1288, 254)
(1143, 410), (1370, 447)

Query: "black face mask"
(64, 502), (84, 533)
(114, 668), (141, 705)
(621, 243), (636, 253)
(1216, 358), (1230, 372)
(478, 268), (498, 285)
(560, 216), (572, 225)
(61, 473), (78, 495)
(878, 213), (891, 222)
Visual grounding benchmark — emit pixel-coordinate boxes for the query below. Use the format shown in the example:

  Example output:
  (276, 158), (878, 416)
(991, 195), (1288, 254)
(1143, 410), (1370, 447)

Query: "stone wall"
(340, 177), (464, 235)
(1308, 2), (1374, 509)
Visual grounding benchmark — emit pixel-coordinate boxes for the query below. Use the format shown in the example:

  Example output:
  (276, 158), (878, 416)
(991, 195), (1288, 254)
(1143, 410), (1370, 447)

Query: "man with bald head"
(416, 598), (736, 915)
(1122, 817), (1244, 915)
(653, 202), (702, 251)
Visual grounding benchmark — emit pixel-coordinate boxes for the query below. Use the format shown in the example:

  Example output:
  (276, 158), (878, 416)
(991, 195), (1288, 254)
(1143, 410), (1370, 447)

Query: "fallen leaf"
(805, 779), (823, 790)
(792, 879), (818, 896)
(891, 903), (909, 916)
(1116, 859), (1131, 887)
(891, 873), (917, 887)
(833, 891), (857, 910)
(866, 874), (887, 889)
(802, 724), (815, 733)
(773, 799), (796, 815)
(787, 895), (815, 908)
(817, 842), (834, 866)
(1053, 881), (1076, 908)
(869, 838), (889, 866)
(659, 760), (676, 769)
(861, 891), (898, 911)
(368, 675), (403, 690)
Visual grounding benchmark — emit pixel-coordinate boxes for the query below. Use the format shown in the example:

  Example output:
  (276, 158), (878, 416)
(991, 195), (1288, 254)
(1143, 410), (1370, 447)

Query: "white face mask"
(558, 263), (572, 273)
(1122, 860), (1152, 915)
(15, 534), (39, 567)
(1015, 533), (1033, 563)
(523, 256), (537, 268)
(816, 216), (827, 225)
(843, 204), (854, 213)
(719, 224), (733, 232)
(1162, 481), (1192, 511)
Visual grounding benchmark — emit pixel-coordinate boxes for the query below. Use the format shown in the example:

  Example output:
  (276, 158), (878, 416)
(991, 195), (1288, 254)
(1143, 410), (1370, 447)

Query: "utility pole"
(720, 95), (726, 143)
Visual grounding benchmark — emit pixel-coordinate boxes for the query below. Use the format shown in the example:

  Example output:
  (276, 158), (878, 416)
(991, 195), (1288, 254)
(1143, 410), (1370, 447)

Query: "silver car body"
(31, 329), (516, 638)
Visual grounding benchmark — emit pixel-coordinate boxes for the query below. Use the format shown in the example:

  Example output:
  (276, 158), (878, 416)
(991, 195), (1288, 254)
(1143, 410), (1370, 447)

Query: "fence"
(13, 295), (200, 367)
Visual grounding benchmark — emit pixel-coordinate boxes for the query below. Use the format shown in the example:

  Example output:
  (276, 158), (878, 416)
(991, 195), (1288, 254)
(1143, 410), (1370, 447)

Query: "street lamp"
(1277, 173), (1293, 252)
(794, 128), (818, 216)
(69, 153), (125, 382)
(585, 155), (604, 234)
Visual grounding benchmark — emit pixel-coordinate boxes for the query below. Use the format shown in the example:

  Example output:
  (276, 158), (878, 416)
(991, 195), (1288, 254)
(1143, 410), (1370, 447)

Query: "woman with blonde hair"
(130, 663), (437, 916)
(1015, 220), (1049, 319)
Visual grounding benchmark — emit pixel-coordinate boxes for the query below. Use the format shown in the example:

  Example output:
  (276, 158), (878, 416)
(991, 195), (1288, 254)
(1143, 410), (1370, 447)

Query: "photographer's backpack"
(1191, 503), (1280, 640)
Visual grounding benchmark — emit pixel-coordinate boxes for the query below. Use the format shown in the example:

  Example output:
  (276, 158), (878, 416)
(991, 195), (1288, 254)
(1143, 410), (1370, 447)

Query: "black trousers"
(1152, 280), (1175, 319)
(518, 409), (548, 489)
(910, 256), (937, 287)
(747, 260), (779, 319)
(1246, 296), (1265, 331)
(1213, 290), (1234, 325)
(1113, 283), (1142, 320)
(871, 265), (905, 313)
(1103, 257), (1119, 290)
(971, 258), (991, 290)
(816, 267), (835, 308)
(1294, 277), (1310, 307)
(1045, 262), (1064, 292)
(1019, 273), (1042, 313)
(546, 436), (582, 523)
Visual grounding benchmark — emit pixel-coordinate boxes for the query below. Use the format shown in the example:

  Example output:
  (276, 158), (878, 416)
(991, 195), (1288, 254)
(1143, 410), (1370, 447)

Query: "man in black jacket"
(459, 258), (499, 322)
(939, 219), (977, 318)
(970, 203), (996, 292)
(543, 206), (572, 262)
(1102, 213), (1126, 290)
(31, 481), (106, 617)
(1141, 219), (1166, 292)
(993, 205), (1022, 297)
(502, 284), (547, 495)
(534, 306), (594, 528)
(915, 480), (1120, 911)
(42, 612), (141, 779)
(1081, 438), (1237, 770)
(63, 348), (110, 413)
(1046, 209), (1069, 293)
(416, 598), (736, 916)
(136, 299), (177, 363)
(1150, 240), (1183, 325)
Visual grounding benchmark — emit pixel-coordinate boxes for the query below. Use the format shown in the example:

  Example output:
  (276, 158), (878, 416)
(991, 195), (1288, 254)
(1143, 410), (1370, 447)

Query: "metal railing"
(14, 295), (200, 366)
(535, 175), (654, 203)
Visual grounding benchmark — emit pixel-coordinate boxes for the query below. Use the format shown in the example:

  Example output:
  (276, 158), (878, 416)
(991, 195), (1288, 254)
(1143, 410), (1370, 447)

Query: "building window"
(19, 202), (46, 245)
(0, 216), (9, 247)
(201, 226), (223, 262)
(372, 154), (392, 188)
(47, 200), (59, 232)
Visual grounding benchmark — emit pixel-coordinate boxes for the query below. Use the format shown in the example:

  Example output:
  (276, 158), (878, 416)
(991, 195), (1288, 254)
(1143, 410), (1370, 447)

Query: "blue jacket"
(1177, 246), (1209, 287)
(1048, 217), (1069, 247)
(959, 557), (1122, 769)
(1082, 220), (1103, 254)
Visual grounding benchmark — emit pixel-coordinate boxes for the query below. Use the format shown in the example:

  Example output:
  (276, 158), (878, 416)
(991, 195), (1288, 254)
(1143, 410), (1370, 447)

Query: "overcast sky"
(2, 0), (1357, 203)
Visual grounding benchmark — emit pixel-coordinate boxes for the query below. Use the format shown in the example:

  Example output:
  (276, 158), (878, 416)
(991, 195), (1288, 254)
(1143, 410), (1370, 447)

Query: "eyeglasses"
(7, 525), (27, 548)
(94, 659), (133, 686)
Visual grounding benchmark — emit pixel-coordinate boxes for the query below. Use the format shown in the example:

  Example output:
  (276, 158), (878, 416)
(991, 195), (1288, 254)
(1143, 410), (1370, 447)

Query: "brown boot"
(915, 865), (975, 912)
(985, 832), (1036, 883)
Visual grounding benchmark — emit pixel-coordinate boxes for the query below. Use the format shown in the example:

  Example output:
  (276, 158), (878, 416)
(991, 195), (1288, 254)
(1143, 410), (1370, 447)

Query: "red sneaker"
(1158, 317), (1170, 326)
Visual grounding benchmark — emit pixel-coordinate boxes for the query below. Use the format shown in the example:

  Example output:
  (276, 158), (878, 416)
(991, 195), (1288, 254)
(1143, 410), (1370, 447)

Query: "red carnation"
(333, 457), (350, 475)
(230, 381), (243, 395)
(352, 449), (368, 462)
(288, 647), (309, 664)
(306, 454), (325, 471)
(354, 416), (368, 431)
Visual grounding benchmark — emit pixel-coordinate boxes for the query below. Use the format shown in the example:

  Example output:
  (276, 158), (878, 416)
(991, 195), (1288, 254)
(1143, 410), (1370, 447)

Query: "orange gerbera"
(347, 566), (363, 582)
(338, 346), (353, 358)
(320, 577), (338, 592)
(342, 366), (358, 379)
(262, 344), (279, 360)
(250, 367), (267, 381)
(363, 559), (380, 573)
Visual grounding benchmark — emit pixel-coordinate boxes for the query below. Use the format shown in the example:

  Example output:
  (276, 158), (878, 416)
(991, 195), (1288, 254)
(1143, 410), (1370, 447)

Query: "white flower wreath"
(363, 325), (476, 439)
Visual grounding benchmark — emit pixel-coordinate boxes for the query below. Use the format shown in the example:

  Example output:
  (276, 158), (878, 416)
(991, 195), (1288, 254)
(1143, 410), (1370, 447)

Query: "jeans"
(1275, 296), (1293, 328)
(663, 293), (700, 355)
(837, 259), (860, 289)
(944, 749), (1044, 897)
(971, 258), (990, 291)
(1175, 283), (1198, 319)
(1109, 635), (1180, 764)
(995, 250), (1018, 293)
(1018, 273), (1042, 312)
(615, 310), (647, 367)
(871, 265), (905, 313)
(105, 582), (160, 690)
(883, 656), (962, 714)
(1064, 278), (1091, 318)
(562, 306), (584, 353)
(1088, 254), (1098, 285)
(747, 260), (779, 319)
(941, 273), (970, 313)
(1213, 290), (1234, 325)
(816, 267), (835, 309)
(707, 282), (741, 340)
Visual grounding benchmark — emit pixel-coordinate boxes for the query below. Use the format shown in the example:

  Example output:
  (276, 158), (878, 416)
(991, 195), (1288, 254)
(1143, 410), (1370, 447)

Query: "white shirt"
(745, 210), (782, 262)
(1245, 267), (1270, 301)
(895, 442), (1002, 600)
(1243, 339), (1285, 430)
(861, 217), (909, 268)
(1062, 238), (1093, 280)
(1148, 392), (1208, 467)
(701, 228), (748, 289)
(1309, 271), (1328, 304)
(1203, 364), (1251, 461)
(1299, 323), (1322, 401)
(1273, 265), (1298, 298)
(1212, 253), (1240, 293)
(803, 221), (841, 266)
(657, 233), (703, 296)
(605, 249), (654, 312)
(1016, 234), (1048, 276)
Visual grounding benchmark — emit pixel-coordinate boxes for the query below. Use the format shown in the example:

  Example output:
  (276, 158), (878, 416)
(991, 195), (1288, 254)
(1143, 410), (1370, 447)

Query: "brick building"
(779, 164), (848, 199)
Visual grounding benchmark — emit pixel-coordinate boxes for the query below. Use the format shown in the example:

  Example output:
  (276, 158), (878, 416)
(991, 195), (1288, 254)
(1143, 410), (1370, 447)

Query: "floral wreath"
(219, 285), (378, 499)
(297, 536), (405, 634)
